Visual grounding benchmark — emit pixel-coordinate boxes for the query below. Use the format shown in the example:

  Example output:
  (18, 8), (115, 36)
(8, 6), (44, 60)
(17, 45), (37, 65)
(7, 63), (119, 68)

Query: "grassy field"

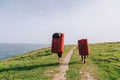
(66, 46), (100, 80)
(0, 45), (74, 80)
(90, 42), (120, 80)
(0, 42), (120, 80)
(66, 42), (120, 80)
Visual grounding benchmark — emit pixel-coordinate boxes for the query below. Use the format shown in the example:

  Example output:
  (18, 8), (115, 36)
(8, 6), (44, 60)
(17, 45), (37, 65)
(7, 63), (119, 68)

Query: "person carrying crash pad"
(78, 39), (90, 63)
(51, 33), (64, 64)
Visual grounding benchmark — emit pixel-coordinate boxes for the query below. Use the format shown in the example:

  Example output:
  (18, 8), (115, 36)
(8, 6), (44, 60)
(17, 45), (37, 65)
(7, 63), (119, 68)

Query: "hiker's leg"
(81, 55), (84, 62)
(58, 53), (62, 63)
(84, 55), (86, 63)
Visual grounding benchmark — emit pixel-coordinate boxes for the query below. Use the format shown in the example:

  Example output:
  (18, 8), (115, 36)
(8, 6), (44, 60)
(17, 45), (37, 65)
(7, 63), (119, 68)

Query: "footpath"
(52, 46), (76, 80)
(52, 46), (98, 80)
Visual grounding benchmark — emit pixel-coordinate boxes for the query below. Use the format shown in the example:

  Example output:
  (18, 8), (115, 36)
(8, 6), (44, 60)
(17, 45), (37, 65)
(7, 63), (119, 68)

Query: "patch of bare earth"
(52, 46), (76, 80)
(80, 65), (98, 80)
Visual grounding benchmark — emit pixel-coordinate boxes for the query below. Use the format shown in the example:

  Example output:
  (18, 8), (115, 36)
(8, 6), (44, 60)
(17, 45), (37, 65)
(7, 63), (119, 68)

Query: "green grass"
(66, 48), (82, 80)
(66, 42), (120, 80)
(0, 45), (74, 80)
(90, 42), (120, 80)
(1, 42), (120, 80)
(66, 46), (100, 80)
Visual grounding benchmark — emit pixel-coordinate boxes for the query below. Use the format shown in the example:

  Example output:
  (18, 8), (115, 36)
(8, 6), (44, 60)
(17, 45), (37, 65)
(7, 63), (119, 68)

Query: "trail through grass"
(0, 45), (74, 80)
(1, 42), (120, 80)
(52, 46), (76, 80)
(66, 42), (120, 80)
(66, 47), (100, 80)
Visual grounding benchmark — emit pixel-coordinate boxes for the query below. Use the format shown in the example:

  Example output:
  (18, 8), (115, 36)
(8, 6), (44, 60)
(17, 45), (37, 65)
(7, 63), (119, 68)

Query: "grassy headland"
(0, 45), (74, 80)
(90, 42), (120, 80)
(0, 42), (120, 80)
(66, 42), (120, 80)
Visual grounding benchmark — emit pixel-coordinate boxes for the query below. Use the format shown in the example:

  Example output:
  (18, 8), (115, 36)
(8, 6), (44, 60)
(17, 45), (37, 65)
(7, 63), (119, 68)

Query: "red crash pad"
(51, 33), (64, 53)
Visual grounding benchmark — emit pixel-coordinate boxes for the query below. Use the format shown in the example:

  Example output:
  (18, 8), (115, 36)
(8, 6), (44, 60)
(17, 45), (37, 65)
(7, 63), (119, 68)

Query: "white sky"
(0, 0), (120, 44)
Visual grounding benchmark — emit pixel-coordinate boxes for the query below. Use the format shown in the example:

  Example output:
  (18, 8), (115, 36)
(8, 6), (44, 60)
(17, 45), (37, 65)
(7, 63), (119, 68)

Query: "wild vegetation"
(0, 45), (74, 80)
(0, 42), (120, 80)
(66, 46), (100, 80)
(90, 42), (120, 80)
(66, 42), (120, 80)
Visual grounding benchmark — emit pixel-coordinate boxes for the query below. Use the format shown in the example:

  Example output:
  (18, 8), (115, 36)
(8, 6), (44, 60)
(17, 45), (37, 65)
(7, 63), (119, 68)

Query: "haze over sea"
(0, 43), (50, 60)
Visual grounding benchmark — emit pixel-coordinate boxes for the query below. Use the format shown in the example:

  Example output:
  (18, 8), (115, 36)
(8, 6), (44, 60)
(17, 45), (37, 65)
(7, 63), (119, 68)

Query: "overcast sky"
(0, 0), (120, 44)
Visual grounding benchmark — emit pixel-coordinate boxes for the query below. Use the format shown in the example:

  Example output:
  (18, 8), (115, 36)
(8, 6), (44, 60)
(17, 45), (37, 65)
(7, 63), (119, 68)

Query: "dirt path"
(52, 46), (76, 80)
(80, 63), (98, 80)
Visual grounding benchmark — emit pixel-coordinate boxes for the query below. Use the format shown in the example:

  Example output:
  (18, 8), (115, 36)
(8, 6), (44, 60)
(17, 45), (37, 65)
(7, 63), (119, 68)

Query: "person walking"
(78, 39), (90, 63)
(51, 33), (64, 64)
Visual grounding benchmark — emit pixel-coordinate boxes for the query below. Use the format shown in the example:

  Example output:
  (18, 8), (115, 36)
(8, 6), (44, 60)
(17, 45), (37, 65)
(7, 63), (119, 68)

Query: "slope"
(66, 42), (120, 80)
(0, 45), (74, 80)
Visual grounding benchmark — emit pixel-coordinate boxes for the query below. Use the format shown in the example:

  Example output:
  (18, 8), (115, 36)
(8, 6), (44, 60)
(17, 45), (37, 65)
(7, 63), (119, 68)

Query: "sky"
(0, 0), (120, 44)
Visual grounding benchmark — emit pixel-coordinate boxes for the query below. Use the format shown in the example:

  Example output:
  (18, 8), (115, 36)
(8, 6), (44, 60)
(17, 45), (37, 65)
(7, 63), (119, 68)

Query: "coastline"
(0, 43), (50, 60)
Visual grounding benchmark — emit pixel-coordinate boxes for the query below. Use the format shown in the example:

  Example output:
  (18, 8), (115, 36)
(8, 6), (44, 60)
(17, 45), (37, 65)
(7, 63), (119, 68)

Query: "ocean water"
(0, 43), (50, 60)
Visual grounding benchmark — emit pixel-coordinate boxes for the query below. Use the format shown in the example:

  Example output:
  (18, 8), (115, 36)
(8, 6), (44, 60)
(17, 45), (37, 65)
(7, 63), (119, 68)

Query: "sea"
(0, 43), (50, 60)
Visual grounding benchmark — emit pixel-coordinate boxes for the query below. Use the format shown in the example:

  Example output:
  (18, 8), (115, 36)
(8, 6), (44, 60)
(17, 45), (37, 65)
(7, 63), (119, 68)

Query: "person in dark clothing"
(78, 39), (89, 63)
(51, 33), (64, 64)
(81, 54), (87, 63)
(57, 53), (62, 63)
